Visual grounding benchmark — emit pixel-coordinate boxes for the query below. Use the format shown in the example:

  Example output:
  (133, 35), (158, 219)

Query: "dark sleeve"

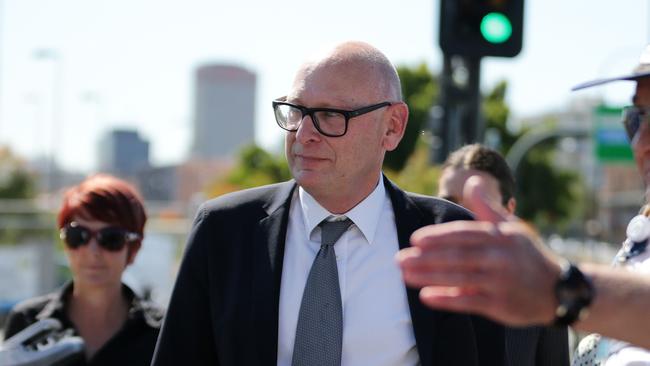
(536, 326), (570, 366)
(151, 208), (219, 366)
(3, 308), (33, 340)
(471, 315), (507, 366)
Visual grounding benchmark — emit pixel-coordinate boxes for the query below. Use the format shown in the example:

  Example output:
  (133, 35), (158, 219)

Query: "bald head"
(293, 41), (402, 102)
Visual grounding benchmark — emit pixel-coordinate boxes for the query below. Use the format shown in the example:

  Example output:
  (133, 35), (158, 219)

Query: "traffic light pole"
(434, 53), (483, 162)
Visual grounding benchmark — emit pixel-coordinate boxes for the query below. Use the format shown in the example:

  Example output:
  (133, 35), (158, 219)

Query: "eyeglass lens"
(624, 107), (649, 141)
(275, 104), (347, 136)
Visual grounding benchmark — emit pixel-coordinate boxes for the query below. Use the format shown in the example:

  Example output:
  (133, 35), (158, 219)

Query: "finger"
(463, 175), (510, 224)
(397, 245), (505, 273)
(410, 221), (504, 249)
(418, 286), (493, 316)
(419, 287), (528, 325)
(402, 269), (496, 289)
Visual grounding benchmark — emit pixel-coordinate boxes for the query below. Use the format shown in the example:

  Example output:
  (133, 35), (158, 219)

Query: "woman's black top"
(3, 282), (164, 366)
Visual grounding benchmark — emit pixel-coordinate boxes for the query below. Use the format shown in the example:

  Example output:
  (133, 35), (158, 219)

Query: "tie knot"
(319, 218), (353, 246)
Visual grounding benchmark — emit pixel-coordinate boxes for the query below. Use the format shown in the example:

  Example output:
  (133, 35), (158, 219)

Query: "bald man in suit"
(152, 41), (505, 366)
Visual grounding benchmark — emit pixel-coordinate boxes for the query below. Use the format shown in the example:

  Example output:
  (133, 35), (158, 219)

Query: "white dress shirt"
(277, 177), (419, 366)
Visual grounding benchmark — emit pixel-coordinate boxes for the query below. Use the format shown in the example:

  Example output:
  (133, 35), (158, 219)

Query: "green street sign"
(593, 105), (633, 162)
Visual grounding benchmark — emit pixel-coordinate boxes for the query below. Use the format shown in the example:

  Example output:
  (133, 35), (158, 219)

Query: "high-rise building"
(98, 129), (150, 178)
(191, 64), (256, 159)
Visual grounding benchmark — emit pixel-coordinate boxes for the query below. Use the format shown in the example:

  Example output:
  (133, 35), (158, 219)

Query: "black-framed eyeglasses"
(60, 221), (140, 251)
(272, 100), (392, 137)
(623, 106), (650, 141)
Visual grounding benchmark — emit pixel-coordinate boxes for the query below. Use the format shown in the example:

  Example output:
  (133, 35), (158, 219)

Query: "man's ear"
(382, 102), (409, 151)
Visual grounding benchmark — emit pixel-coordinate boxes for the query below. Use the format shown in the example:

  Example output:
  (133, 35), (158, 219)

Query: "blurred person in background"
(2, 174), (163, 365)
(438, 143), (569, 366)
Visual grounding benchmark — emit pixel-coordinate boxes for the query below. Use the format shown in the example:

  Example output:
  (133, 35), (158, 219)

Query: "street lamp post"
(33, 49), (63, 195)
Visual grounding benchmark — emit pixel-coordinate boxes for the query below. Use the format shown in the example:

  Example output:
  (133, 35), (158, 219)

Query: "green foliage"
(0, 146), (45, 245)
(228, 145), (291, 187)
(385, 64), (439, 171)
(385, 135), (441, 195)
(0, 148), (35, 199)
(515, 143), (583, 232)
(206, 144), (291, 197)
(482, 80), (517, 152)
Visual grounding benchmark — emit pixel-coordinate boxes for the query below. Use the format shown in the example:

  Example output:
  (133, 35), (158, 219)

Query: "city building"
(98, 129), (150, 179)
(191, 64), (256, 159)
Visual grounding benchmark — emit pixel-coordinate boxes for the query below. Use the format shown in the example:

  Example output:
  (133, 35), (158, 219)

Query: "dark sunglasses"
(622, 106), (650, 141)
(60, 222), (140, 251)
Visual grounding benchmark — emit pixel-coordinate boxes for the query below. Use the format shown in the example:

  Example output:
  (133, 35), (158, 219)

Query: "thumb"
(463, 175), (509, 224)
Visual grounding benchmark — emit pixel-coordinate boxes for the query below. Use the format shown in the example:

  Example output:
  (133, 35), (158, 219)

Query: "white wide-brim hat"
(572, 45), (650, 90)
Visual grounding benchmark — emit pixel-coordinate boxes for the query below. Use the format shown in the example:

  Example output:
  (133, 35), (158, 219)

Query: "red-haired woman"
(2, 174), (163, 365)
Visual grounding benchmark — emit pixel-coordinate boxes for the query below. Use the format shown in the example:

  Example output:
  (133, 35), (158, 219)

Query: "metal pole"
(33, 49), (62, 193)
(433, 53), (483, 163)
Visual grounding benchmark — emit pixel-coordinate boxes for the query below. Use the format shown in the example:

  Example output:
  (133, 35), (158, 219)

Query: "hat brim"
(572, 70), (650, 90)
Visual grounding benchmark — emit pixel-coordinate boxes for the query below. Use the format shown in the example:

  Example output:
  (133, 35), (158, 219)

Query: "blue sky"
(0, 0), (648, 172)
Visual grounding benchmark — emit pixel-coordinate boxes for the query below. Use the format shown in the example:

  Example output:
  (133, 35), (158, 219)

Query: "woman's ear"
(126, 242), (142, 265)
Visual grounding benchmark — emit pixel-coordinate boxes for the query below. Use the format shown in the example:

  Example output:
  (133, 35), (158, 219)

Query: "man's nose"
(295, 114), (321, 142)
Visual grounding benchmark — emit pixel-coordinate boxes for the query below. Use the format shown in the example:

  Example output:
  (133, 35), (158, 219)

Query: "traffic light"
(439, 0), (524, 58)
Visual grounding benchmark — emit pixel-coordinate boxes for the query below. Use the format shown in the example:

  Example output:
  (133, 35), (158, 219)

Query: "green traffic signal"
(480, 12), (513, 44)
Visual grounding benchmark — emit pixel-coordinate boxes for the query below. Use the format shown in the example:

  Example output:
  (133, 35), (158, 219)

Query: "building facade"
(191, 64), (256, 159)
(98, 129), (150, 178)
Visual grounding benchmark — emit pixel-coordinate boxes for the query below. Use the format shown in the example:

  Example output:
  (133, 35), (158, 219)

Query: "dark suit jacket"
(152, 177), (506, 365)
(505, 324), (569, 366)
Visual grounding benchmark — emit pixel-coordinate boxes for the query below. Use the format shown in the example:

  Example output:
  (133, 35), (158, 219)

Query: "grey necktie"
(292, 217), (353, 366)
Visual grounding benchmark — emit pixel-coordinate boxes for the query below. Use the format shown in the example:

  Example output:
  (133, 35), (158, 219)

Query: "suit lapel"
(384, 176), (439, 366)
(251, 182), (296, 365)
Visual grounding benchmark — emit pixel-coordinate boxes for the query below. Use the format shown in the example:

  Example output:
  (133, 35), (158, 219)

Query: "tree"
(384, 64), (439, 171)
(384, 137), (441, 195)
(206, 144), (291, 198)
(515, 143), (584, 232)
(0, 147), (35, 199)
(0, 146), (41, 245)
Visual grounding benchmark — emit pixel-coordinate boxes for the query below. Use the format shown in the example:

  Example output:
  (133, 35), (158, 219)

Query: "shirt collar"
(36, 281), (72, 321)
(36, 281), (162, 329)
(298, 174), (386, 244)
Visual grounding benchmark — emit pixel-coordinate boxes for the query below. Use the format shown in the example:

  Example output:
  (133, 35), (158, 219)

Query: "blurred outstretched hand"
(397, 175), (562, 326)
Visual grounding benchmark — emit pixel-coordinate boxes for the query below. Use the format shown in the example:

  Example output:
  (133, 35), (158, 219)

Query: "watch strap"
(553, 260), (595, 326)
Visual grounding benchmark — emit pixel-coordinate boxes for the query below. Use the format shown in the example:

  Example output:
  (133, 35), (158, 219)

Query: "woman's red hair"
(57, 174), (147, 238)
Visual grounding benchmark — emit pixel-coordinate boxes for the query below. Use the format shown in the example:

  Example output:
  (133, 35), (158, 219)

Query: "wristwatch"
(553, 260), (595, 326)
